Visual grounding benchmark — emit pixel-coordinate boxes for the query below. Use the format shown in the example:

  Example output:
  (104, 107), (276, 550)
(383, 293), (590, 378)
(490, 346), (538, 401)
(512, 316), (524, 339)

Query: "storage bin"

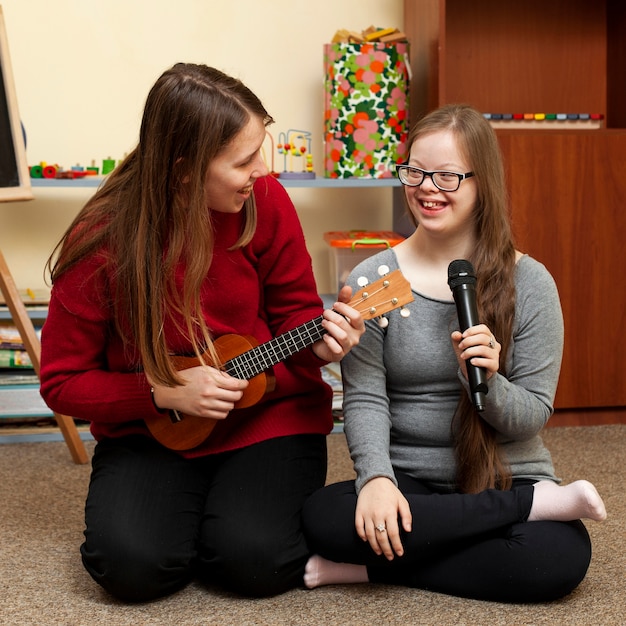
(324, 230), (404, 292)
(323, 41), (410, 179)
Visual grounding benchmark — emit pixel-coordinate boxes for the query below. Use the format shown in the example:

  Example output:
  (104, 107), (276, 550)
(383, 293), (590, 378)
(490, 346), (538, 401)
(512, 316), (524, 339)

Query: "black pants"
(81, 433), (327, 601)
(302, 473), (592, 603)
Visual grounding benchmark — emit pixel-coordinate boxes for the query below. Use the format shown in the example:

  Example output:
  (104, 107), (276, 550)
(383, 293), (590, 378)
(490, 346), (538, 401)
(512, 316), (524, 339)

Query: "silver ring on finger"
(488, 336), (495, 349)
(375, 523), (386, 533)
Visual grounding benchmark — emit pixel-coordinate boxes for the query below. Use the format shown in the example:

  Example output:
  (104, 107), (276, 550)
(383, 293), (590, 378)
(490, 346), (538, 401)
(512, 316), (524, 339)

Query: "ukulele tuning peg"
(400, 307), (411, 318)
(377, 316), (389, 328)
(357, 276), (370, 287)
(377, 264), (390, 277)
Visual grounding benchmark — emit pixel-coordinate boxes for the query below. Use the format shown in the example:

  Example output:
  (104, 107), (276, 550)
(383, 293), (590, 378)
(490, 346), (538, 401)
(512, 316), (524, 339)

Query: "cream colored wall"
(0, 0), (403, 295)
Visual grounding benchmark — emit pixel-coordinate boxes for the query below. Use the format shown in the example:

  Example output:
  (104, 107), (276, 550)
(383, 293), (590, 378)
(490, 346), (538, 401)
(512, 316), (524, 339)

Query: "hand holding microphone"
(447, 260), (493, 412)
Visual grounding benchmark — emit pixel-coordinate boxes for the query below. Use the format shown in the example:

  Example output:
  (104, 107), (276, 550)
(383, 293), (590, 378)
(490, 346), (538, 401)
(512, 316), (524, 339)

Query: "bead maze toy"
(276, 129), (315, 179)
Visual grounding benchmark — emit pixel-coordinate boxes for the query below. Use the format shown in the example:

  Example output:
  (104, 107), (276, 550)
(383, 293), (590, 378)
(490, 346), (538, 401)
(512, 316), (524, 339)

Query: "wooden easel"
(0, 251), (88, 464)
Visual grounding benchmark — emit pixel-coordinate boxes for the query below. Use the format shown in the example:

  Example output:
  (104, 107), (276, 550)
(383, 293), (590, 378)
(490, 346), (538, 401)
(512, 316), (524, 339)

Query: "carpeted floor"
(1, 425), (624, 625)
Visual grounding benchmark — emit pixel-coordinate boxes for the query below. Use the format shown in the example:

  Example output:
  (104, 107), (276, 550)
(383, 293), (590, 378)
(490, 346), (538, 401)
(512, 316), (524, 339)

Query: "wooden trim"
(548, 408), (626, 427)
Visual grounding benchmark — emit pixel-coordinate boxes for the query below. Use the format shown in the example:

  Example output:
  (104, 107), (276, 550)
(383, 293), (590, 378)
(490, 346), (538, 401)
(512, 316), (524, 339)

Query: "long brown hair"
(46, 63), (274, 387)
(407, 104), (516, 492)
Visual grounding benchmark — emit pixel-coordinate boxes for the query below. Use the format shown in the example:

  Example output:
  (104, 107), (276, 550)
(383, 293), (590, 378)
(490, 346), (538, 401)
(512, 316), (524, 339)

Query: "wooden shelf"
(441, 2), (611, 121)
(405, 0), (626, 128)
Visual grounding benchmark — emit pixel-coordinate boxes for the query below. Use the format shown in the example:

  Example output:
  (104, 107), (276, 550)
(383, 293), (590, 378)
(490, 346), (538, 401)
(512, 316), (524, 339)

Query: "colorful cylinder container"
(323, 41), (410, 179)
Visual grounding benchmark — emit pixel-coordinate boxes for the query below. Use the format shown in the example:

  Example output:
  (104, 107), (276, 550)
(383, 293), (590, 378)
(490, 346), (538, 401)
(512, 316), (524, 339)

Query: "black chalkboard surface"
(0, 7), (32, 202)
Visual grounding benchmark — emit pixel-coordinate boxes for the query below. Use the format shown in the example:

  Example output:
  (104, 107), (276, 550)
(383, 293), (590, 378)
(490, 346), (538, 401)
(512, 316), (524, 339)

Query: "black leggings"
(81, 434), (327, 601)
(302, 473), (592, 603)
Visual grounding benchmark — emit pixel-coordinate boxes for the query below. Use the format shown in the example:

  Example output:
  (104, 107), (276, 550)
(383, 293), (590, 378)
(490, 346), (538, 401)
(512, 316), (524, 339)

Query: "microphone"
(447, 260), (488, 412)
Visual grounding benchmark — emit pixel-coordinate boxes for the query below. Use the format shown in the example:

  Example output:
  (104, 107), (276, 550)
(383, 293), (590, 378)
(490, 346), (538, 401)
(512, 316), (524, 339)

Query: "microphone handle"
(468, 369), (488, 412)
(454, 284), (488, 411)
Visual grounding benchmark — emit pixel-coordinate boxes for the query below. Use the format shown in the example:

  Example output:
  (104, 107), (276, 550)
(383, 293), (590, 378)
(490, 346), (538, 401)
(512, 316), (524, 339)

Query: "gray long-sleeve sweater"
(341, 249), (563, 493)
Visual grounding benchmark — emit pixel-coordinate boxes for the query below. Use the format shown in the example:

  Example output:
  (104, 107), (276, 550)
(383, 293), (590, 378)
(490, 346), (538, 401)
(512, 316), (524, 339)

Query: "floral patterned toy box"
(323, 41), (410, 179)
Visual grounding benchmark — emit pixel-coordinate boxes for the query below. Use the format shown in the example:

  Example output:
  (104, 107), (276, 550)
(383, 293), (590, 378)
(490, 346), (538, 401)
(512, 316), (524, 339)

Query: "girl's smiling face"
(204, 114), (269, 214)
(404, 129), (478, 236)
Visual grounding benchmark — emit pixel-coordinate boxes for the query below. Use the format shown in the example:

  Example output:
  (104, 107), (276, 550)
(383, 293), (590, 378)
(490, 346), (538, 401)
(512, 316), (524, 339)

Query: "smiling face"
(203, 114), (269, 214)
(404, 129), (478, 238)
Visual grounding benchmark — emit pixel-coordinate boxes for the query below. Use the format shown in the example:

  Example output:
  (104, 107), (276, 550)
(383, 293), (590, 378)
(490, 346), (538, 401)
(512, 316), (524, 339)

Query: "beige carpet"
(1, 425), (624, 625)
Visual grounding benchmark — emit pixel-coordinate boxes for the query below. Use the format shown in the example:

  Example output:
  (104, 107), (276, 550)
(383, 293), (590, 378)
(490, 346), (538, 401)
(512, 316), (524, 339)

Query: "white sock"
(528, 480), (607, 522)
(304, 555), (369, 589)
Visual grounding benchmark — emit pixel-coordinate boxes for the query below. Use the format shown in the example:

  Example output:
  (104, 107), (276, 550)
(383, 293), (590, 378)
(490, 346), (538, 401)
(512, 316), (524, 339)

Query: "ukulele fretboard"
(224, 316), (326, 380)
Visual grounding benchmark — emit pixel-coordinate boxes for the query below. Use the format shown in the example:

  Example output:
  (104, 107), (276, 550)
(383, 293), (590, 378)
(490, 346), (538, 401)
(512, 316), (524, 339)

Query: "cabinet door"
(498, 130), (626, 409)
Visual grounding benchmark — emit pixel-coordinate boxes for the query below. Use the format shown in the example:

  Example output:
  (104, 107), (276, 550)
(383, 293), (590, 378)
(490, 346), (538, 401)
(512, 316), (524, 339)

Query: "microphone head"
(447, 259), (476, 289)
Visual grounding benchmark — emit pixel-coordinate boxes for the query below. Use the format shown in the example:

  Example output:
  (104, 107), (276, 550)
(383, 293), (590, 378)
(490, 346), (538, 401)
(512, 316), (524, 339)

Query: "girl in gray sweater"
(302, 105), (606, 602)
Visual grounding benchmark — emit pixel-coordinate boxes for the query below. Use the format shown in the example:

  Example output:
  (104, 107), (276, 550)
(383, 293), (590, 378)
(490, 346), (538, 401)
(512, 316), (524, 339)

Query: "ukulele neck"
(224, 315), (325, 379)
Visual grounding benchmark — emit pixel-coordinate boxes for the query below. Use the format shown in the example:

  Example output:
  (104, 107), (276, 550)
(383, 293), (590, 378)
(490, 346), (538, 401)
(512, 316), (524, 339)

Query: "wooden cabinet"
(403, 0), (626, 414)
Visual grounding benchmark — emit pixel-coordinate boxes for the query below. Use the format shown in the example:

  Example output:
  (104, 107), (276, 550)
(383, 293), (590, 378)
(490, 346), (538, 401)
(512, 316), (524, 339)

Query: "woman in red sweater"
(39, 63), (364, 601)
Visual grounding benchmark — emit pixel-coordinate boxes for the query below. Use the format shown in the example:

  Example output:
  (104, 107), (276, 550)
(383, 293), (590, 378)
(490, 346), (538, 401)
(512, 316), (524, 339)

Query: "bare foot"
(528, 480), (607, 522)
(304, 555), (369, 589)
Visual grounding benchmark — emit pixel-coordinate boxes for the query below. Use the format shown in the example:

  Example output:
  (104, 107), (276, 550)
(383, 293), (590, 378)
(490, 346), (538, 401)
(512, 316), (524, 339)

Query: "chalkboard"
(0, 7), (32, 202)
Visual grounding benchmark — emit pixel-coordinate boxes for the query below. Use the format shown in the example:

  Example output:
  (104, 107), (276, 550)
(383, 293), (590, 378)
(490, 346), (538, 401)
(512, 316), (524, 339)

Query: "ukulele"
(145, 267), (413, 450)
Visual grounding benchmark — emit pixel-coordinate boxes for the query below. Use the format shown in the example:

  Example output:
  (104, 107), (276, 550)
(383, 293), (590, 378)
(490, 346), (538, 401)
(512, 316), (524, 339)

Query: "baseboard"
(548, 407), (626, 427)
(1, 409), (623, 445)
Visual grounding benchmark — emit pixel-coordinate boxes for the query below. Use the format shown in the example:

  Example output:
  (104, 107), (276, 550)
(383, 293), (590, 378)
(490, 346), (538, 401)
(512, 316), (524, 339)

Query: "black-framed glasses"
(395, 164), (474, 192)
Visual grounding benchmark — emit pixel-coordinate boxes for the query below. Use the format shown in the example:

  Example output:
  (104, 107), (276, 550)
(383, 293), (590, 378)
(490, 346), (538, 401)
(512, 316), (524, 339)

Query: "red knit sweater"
(40, 176), (333, 457)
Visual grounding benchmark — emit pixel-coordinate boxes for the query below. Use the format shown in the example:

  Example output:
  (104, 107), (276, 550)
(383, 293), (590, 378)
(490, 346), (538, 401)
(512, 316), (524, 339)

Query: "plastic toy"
(276, 130), (315, 179)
